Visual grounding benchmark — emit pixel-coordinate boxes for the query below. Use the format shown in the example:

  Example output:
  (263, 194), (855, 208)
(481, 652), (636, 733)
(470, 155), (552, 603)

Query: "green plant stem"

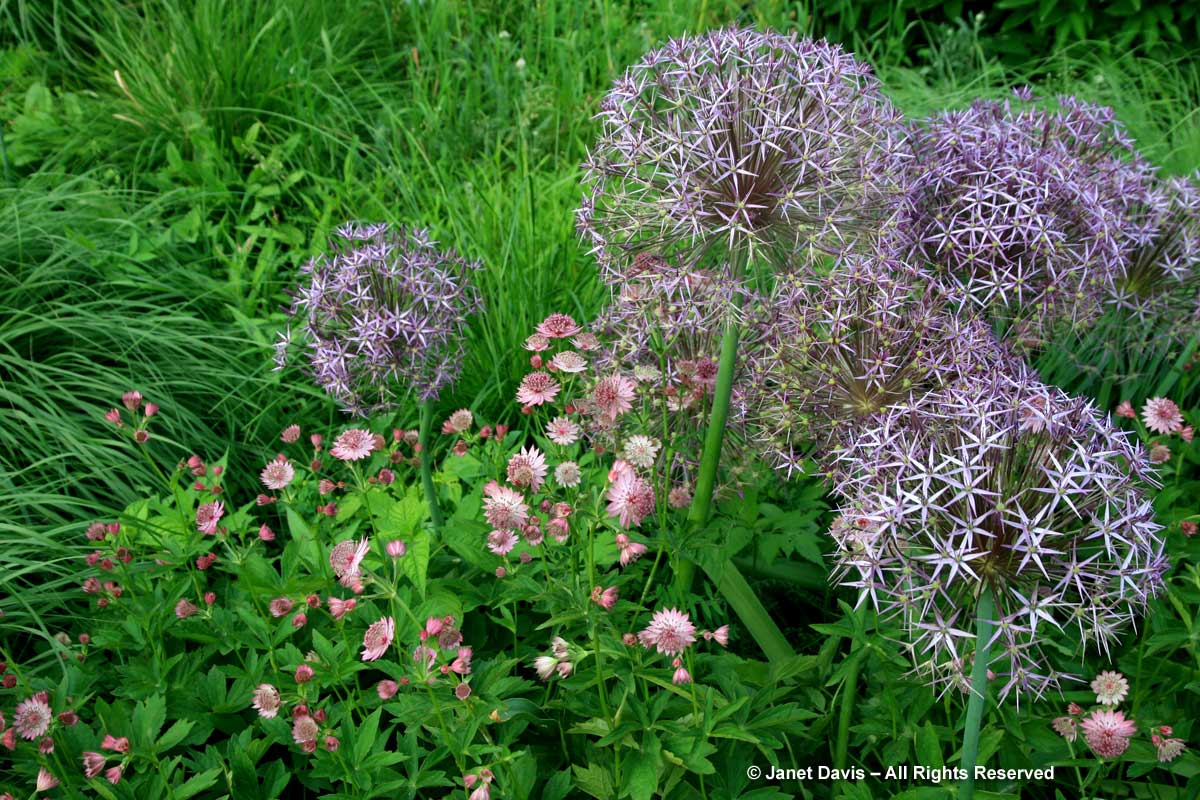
(833, 650), (861, 773)
(676, 316), (741, 595)
(958, 587), (995, 800)
(418, 398), (444, 530)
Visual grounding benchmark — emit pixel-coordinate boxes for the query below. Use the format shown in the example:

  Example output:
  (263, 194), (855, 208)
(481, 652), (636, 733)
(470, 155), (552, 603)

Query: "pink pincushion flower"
(615, 533), (647, 566)
(327, 597), (356, 621)
(524, 333), (550, 352)
(592, 375), (636, 421)
(281, 424), (301, 443)
(292, 714), (319, 747)
(638, 607), (697, 656)
(13, 695), (51, 740)
(1052, 716), (1077, 742)
(507, 446), (548, 492)
(1091, 670), (1129, 706)
(294, 664), (314, 683)
(554, 461), (581, 488)
(516, 372), (561, 406)
(606, 472), (655, 528)
(483, 484), (529, 531)
(82, 751), (106, 779)
(36, 768), (59, 791)
(104, 765), (123, 785)
(1081, 709), (1137, 758)
(672, 663), (692, 685)
(1142, 397), (1184, 434)
(443, 409), (474, 433)
(548, 351), (588, 374)
(546, 416), (581, 445)
(330, 538), (370, 578)
(175, 599), (198, 619)
(536, 313), (582, 339)
(252, 684), (281, 718)
(1115, 400), (1136, 419)
(269, 597), (295, 618)
(621, 435), (660, 469)
(195, 501), (224, 535)
(487, 529), (518, 555)
(331, 429), (376, 461)
(592, 585), (618, 610)
(361, 617), (395, 661)
(450, 647), (473, 675)
(1154, 735), (1187, 763)
(711, 625), (730, 647)
(377, 680), (399, 700)
(1181, 425), (1194, 443)
(101, 735), (129, 753)
(261, 456), (295, 490)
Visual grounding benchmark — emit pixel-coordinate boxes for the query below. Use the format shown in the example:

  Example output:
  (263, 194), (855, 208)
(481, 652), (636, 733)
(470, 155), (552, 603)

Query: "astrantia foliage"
(278, 223), (483, 415)
(832, 374), (1167, 701)
(578, 27), (908, 278)
(901, 90), (1154, 342)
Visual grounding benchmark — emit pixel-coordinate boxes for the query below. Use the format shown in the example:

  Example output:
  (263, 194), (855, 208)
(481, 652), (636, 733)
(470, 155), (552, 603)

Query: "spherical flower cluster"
(637, 608), (697, 656)
(280, 222), (483, 415)
(747, 256), (1018, 476)
(900, 90), (1153, 340)
(579, 28), (907, 277)
(832, 374), (1166, 700)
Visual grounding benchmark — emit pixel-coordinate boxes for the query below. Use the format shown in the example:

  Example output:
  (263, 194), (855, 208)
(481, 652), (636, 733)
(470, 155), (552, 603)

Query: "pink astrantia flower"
(82, 751), (107, 779)
(1181, 425), (1194, 443)
(261, 456), (295, 490)
(13, 695), (52, 740)
(1081, 709), (1137, 758)
(638, 608), (697, 656)
(487, 529), (518, 556)
(105, 765), (123, 784)
(507, 446), (548, 493)
(36, 768), (59, 791)
(548, 351), (588, 374)
(377, 680), (399, 700)
(327, 597), (356, 621)
(546, 416), (581, 445)
(524, 333), (550, 352)
(592, 375), (636, 422)
(330, 539), (370, 578)
(252, 684), (281, 719)
(450, 647), (473, 675)
(483, 483), (530, 531)
(711, 625), (730, 647)
(101, 735), (129, 753)
(671, 659), (692, 686)
(175, 599), (198, 619)
(331, 429), (376, 461)
(615, 533), (647, 567)
(269, 598), (295, 618)
(361, 617), (395, 661)
(1142, 397), (1184, 434)
(621, 435), (660, 469)
(1091, 670), (1129, 706)
(1153, 734), (1187, 763)
(281, 424), (301, 443)
(554, 461), (581, 488)
(292, 714), (319, 747)
(516, 372), (561, 406)
(1052, 716), (1077, 742)
(533, 656), (559, 680)
(607, 472), (655, 528)
(537, 313), (582, 339)
(195, 501), (224, 535)
(1115, 400), (1136, 419)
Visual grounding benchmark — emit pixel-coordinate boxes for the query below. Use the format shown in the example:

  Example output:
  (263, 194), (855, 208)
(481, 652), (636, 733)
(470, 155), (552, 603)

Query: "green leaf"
(400, 527), (432, 598)
(542, 770), (573, 800)
(698, 558), (794, 663)
(156, 719), (196, 752)
(622, 734), (661, 800)
(133, 694), (167, 746)
(573, 763), (616, 800)
(353, 708), (383, 765)
(916, 722), (943, 769)
(285, 507), (320, 572)
(174, 767), (222, 800)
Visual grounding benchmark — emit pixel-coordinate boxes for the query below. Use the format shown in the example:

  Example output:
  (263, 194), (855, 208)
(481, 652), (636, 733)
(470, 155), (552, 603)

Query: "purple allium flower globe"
(578, 28), (908, 279)
(278, 223), (483, 416)
(832, 374), (1166, 701)
(900, 90), (1154, 344)
(745, 255), (1021, 478)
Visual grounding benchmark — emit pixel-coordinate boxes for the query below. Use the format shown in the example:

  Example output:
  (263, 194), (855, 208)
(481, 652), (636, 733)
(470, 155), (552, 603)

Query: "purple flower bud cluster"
(278, 223), (483, 415)
(898, 89), (1156, 342)
(578, 27), (908, 280)
(831, 373), (1166, 701)
(743, 255), (1023, 478)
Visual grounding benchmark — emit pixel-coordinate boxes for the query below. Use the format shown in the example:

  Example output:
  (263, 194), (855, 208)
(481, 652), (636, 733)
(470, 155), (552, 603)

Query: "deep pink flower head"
(377, 680), (399, 700)
(174, 599), (198, 619)
(1142, 397), (1183, 435)
(327, 597), (356, 621)
(483, 484), (530, 531)
(507, 446), (548, 493)
(591, 375), (636, 422)
(83, 751), (107, 779)
(606, 472), (654, 528)
(331, 429), (376, 461)
(1081, 709), (1137, 758)
(330, 538), (370, 578)
(537, 313), (582, 339)
(13, 695), (51, 740)
(516, 372), (561, 407)
(105, 765), (123, 785)
(637, 608), (697, 656)
(195, 501), (224, 535)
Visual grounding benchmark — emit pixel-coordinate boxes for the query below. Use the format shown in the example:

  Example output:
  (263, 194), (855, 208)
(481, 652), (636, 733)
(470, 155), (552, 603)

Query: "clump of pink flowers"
(1052, 670), (1186, 763)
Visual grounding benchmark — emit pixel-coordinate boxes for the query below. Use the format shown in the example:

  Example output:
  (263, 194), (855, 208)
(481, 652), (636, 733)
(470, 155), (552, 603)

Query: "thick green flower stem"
(833, 648), (862, 773)
(676, 317), (741, 595)
(959, 587), (996, 800)
(418, 398), (444, 530)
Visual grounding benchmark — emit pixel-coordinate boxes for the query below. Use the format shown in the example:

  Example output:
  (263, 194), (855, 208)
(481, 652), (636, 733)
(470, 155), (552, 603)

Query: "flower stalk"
(959, 586), (995, 800)
(419, 399), (444, 530)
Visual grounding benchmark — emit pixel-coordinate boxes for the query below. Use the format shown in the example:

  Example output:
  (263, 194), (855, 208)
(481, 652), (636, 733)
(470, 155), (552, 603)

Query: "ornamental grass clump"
(900, 90), (1153, 344)
(833, 373), (1166, 702)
